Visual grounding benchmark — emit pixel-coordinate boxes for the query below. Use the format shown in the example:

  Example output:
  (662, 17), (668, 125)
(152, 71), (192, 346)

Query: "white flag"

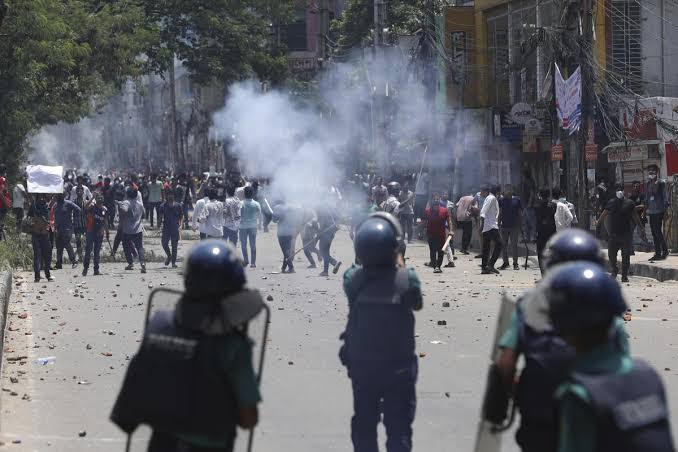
(26, 165), (64, 193)
(555, 64), (582, 135)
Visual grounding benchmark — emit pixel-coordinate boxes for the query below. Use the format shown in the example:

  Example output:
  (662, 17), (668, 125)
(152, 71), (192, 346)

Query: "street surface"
(2, 226), (678, 451)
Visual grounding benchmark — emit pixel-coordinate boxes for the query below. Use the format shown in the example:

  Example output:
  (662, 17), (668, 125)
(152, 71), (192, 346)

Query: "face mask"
(616, 191), (624, 199)
(649, 173), (657, 180)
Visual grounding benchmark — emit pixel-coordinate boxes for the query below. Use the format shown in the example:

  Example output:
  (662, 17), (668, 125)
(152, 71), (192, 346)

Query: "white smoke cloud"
(27, 118), (104, 170)
(210, 50), (444, 205)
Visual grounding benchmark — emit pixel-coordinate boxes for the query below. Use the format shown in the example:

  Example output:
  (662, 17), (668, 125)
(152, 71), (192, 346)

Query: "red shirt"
(425, 206), (448, 239)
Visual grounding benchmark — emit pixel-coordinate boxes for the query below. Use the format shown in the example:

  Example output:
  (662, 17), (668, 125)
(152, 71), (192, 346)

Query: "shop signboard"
(607, 145), (649, 163)
(585, 143), (599, 162)
(551, 143), (564, 161)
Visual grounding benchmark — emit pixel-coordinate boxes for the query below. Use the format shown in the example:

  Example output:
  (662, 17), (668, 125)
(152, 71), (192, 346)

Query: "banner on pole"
(555, 64), (582, 135)
(26, 165), (64, 193)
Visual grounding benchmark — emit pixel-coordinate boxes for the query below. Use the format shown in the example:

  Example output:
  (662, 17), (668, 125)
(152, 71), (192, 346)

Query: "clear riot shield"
(126, 288), (271, 452)
(472, 293), (517, 452)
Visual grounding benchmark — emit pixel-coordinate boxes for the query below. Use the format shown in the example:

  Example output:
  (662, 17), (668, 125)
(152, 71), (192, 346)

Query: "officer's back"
(111, 240), (262, 452)
(340, 212), (422, 452)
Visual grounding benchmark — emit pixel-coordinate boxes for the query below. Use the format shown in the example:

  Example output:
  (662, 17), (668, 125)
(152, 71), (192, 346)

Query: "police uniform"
(341, 264), (422, 452)
(544, 261), (674, 452)
(111, 240), (263, 452)
(499, 302), (629, 452)
(556, 343), (673, 452)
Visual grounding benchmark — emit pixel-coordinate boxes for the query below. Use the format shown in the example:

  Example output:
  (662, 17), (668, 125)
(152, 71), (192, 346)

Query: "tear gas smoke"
(28, 118), (104, 170)
(211, 50), (451, 206)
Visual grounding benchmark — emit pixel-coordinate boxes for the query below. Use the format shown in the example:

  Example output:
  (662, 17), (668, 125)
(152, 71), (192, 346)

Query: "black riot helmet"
(386, 181), (401, 196)
(542, 229), (604, 270)
(354, 212), (403, 267)
(184, 240), (246, 300)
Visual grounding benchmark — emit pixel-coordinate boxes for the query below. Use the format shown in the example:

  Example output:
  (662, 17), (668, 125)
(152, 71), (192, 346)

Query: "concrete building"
(442, 0), (678, 194)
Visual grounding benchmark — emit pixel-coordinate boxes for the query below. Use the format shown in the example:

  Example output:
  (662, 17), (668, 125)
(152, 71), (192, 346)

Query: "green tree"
(0, 0), (157, 175)
(139, 0), (294, 84)
(332, 0), (452, 53)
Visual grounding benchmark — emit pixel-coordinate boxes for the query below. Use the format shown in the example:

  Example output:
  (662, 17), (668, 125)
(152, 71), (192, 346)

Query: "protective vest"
(344, 268), (414, 362)
(111, 310), (238, 436)
(516, 305), (576, 424)
(571, 359), (674, 452)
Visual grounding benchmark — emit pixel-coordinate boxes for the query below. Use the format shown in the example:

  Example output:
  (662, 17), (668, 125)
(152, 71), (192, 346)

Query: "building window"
(487, 7), (510, 106)
(609, 0), (643, 93)
(287, 19), (308, 51)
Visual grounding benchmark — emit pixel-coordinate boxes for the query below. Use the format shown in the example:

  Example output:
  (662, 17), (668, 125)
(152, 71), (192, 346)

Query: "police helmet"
(354, 212), (403, 267)
(184, 240), (246, 299)
(542, 229), (604, 270)
(386, 181), (401, 196)
(545, 261), (627, 334)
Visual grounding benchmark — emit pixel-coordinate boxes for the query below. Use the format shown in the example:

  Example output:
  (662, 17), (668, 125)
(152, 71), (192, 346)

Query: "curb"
(627, 261), (678, 282)
(0, 271), (12, 362)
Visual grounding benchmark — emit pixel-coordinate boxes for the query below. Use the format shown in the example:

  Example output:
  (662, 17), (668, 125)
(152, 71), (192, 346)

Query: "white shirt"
(192, 197), (209, 233)
(13, 184), (26, 209)
(480, 193), (499, 232)
(202, 200), (225, 237)
(555, 199), (574, 232)
(69, 185), (92, 201)
(384, 195), (400, 215)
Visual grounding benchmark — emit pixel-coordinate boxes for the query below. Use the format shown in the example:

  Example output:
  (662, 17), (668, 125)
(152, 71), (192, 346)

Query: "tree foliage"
(0, 0), (294, 176)
(0, 0), (156, 175)
(139, 0), (294, 85)
(332, 0), (453, 52)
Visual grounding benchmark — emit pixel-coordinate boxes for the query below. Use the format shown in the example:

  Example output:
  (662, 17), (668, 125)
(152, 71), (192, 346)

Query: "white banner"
(555, 64), (582, 135)
(26, 165), (64, 193)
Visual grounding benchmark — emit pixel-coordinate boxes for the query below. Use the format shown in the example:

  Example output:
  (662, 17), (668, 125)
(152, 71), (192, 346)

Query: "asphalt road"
(2, 225), (678, 452)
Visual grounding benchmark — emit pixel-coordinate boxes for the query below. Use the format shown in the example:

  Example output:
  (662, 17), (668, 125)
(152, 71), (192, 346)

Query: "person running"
(82, 192), (107, 276)
(301, 209), (321, 268)
(398, 180), (415, 243)
(223, 185), (241, 246)
(199, 189), (225, 240)
(147, 173), (164, 229)
(159, 190), (183, 268)
(239, 186), (261, 268)
(273, 200), (298, 274)
(455, 190), (476, 255)
(27, 194), (54, 282)
(316, 202), (342, 277)
(535, 187), (557, 274)
(645, 165), (670, 261)
(371, 177), (388, 207)
(191, 190), (211, 240)
(72, 186), (88, 262)
(53, 193), (81, 269)
(12, 180), (26, 233)
(480, 185), (502, 274)
(498, 185), (523, 270)
(441, 192), (456, 268)
(424, 193), (448, 273)
(598, 184), (646, 282)
(117, 186), (146, 273)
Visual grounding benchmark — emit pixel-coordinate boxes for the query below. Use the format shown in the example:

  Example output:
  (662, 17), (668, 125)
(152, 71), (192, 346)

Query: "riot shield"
(472, 293), (517, 452)
(132, 288), (271, 452)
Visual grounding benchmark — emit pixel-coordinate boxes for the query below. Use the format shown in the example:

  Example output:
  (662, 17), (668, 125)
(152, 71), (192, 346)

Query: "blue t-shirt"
(499, 196), (522, 229)
(160, 202), (183, 231)
(240, 199), (261, 230)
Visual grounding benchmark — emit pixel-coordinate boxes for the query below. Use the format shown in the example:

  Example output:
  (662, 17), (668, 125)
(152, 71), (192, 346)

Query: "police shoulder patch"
(613, 394), (667, 431)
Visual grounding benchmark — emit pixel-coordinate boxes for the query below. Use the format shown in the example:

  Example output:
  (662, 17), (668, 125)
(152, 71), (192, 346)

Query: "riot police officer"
(111, 240), (262, 452)
(383, 182), (401, 214)
(495, 229), (629, 452)
(546, 261), (674, 452)
(340, 212), (422, 452)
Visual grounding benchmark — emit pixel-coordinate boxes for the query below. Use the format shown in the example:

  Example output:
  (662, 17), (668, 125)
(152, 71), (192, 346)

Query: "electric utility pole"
(579, 0), (595, 229)
(373, 0), (388, 177)
(319, 0), (329, 62)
